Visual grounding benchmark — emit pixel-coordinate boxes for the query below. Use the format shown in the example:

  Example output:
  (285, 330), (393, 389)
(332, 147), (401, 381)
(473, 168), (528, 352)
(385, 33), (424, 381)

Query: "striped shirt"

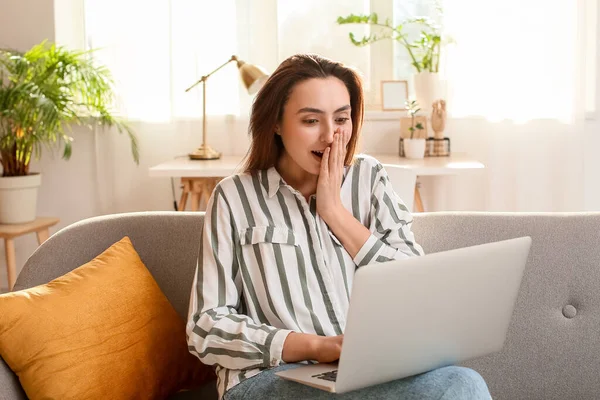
(186, 154), (424, 398)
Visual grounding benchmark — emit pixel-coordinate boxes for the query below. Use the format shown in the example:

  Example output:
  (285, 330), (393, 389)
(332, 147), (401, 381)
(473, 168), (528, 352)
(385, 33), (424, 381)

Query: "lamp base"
(189, 144), (222, 160)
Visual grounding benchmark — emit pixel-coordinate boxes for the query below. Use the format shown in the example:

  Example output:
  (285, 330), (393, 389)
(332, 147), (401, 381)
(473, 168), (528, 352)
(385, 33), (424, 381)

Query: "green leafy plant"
(0, 41), (139, 177)
(406, 100), (424, 139)
(337, 11), (444, 73)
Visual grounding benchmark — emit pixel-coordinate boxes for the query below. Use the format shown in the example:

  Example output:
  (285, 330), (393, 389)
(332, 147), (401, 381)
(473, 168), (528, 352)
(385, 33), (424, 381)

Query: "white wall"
(0, 0), (55, 50)
(0, 0), (598, 291)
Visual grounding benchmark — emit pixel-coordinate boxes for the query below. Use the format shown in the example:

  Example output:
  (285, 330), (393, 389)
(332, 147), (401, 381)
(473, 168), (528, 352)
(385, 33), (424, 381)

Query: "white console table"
(149, 153), (485, 212)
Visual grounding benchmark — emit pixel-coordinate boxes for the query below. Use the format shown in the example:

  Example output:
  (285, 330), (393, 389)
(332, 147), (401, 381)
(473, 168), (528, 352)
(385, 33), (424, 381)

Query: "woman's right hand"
(282, 333), (344, 363)
(312, 334), (344, 363)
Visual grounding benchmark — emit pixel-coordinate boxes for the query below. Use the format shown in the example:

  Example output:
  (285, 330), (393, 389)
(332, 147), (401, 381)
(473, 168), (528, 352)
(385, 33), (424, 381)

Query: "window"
(84, 0), (240, 122)
(83, 0), (596, 123)
(277, 0), (371, 86)
(392, 0), (441, 82)
(84, 0), (385, 121)
(440, 0), (590, 122)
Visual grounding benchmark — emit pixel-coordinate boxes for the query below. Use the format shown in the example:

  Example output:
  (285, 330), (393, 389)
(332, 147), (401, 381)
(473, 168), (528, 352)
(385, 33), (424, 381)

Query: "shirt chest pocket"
(238, 226), (299, 247)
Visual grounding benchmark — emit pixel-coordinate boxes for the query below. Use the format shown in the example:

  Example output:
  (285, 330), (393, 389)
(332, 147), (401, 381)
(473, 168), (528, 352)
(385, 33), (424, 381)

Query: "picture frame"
(381, 80), (409, 111)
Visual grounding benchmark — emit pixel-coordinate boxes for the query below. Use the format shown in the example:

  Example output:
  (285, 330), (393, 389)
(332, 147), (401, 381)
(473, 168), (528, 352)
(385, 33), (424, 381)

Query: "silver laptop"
(275, 236), (532, 394)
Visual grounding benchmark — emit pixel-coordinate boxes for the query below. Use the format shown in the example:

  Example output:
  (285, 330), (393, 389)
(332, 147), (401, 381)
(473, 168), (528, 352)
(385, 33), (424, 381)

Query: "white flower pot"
(404, 138), (426, 159)
(0, 174), (41, 224)
(413, 72), (441, 112)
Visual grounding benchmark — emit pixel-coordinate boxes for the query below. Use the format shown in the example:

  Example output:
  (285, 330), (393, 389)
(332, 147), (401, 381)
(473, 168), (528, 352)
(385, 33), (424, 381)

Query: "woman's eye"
(336, 118), (350, 124)
(303, 119), (318, 125)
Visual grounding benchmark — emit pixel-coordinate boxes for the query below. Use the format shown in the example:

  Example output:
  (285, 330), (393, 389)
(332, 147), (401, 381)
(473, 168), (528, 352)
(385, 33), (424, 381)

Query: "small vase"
(403, 138), (426, 159)
(413, 72), (441, 112)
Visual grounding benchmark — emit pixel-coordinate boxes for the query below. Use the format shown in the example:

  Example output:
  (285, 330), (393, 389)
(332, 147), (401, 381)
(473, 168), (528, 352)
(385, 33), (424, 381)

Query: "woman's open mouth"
(311, 150), (324, 159)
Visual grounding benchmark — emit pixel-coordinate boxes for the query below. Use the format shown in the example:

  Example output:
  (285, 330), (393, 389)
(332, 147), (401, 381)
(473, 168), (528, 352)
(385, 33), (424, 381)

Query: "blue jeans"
(223, 364), (492, 400)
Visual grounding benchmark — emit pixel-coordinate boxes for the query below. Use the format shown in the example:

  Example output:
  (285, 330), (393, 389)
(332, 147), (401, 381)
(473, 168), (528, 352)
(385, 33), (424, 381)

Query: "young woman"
(186, 54), (491, 399)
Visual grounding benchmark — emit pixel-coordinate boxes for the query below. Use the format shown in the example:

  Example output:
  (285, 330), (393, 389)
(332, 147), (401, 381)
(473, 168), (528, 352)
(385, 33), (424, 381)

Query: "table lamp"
(185, 55), (269, 160)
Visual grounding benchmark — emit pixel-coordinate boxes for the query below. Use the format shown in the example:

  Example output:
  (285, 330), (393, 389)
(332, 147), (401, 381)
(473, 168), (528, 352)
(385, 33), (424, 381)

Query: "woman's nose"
(320, 123), (335, 144)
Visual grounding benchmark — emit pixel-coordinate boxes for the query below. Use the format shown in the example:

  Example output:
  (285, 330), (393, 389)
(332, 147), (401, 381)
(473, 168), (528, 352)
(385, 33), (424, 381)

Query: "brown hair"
(242, 53), (364, 173)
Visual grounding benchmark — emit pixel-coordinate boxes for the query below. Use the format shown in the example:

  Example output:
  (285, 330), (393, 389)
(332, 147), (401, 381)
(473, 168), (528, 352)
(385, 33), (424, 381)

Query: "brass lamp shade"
(237, 60), (269, 94)
(186, 55), (269, 160)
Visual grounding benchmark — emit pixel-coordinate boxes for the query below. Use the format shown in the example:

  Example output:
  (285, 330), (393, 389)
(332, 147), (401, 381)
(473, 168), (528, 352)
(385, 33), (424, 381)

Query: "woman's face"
(277, 76), (353, 177)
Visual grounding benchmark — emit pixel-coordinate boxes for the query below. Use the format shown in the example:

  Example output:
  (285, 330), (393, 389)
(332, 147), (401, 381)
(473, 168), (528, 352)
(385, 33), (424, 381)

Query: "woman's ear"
(274, 124), (280, 135)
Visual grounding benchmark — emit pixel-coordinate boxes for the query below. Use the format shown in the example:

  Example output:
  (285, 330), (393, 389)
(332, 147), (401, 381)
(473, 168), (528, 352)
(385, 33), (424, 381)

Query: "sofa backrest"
(15, 211), (205, 320)
(13, 211), (600, 400)
(411, 212), (600, 400)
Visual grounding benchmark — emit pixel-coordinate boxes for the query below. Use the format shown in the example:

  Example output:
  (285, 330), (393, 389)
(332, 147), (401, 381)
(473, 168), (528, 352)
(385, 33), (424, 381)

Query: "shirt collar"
(262, 164), (352, 199)
(263, 167), (283, 198)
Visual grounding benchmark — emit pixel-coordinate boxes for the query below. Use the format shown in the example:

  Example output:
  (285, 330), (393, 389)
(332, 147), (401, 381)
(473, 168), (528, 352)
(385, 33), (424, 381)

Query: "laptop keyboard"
(312, 370), (338, 382)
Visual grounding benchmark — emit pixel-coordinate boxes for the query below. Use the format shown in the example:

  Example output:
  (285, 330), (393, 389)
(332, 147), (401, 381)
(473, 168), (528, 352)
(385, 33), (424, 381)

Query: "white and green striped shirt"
(186, 154), (423, 398)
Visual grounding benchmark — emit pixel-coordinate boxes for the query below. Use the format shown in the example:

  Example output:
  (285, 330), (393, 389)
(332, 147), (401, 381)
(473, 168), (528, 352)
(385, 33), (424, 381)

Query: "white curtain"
(443, 0), (588, 123)
(81, 0), (594, 213)
(82, 0), (373, 213)
(84, 0), (241, 122)
(83, 0), (247, 213)
(428, 0), (592, 212)
(277, 0), (371, 87)
(84, 0), (373, 122)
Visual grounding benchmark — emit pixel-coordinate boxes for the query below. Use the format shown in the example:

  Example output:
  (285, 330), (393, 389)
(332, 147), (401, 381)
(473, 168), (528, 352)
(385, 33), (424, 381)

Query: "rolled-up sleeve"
(186, 185), (292, 370)
(353, 164), (424, 267)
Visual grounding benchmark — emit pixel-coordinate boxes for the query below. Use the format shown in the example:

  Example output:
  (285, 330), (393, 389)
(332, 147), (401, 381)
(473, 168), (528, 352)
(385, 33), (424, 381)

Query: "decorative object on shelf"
(381, 80), (409, 111)
(400, 99), (428, 140)
(0, 41), (138, 224)
(431, 99), (446, 137)
(400, 116), (428, 139)
(401, 100), (427, 159)
(184, 55), (269, 160)
(431, 99), (447, 156)
(426, 137), (451, 157)
(413, 72), (442, 114)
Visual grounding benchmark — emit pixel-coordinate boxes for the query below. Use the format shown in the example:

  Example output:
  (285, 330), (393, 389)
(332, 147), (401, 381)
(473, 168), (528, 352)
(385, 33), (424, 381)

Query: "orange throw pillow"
(0, 236), (214, 400)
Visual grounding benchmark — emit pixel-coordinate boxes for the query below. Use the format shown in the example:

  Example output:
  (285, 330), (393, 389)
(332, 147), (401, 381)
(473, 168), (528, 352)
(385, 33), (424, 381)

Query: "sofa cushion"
(0, 236), (214, 400)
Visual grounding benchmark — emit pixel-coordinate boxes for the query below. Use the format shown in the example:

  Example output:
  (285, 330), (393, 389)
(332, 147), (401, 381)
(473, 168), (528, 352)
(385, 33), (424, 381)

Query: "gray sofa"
(1, 211), (599, 399)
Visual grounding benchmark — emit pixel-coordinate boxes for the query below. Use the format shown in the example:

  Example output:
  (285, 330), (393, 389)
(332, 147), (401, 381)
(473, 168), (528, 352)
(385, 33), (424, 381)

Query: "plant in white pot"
(0, 41), (139, 224)
(403, 100), (426, 159)
(337, 7), (447, 111)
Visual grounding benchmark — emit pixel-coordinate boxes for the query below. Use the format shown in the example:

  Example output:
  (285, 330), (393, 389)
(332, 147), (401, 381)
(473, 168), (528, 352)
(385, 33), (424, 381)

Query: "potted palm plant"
(0, 41), (138, 224)
(337, 9), (446, 111)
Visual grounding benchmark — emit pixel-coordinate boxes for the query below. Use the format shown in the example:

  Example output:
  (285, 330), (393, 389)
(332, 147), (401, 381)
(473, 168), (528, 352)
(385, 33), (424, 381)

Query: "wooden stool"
(0, 217), (60, 291)
(178, 177), (222, 211)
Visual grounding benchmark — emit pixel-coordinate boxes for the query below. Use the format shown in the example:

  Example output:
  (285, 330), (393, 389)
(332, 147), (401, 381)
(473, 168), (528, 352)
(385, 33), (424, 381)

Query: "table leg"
(178, 179), (192, 211)
(178, 190), (189, 211)
(36, 228), (50, 245)
(200, 178), (219, 210)
(178, 177), (222, 212)
(190, 192), (200, 211)
(414, 184), (425, 213)
(5, 238), (16, 291)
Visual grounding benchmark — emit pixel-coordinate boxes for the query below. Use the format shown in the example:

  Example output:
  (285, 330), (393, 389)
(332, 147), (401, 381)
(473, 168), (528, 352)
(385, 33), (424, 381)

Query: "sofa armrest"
(0, 357), (26, 400)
